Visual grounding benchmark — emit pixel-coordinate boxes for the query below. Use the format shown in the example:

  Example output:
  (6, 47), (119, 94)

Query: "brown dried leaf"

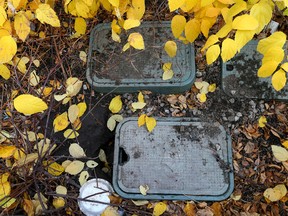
(184, 202), (196, 216)
(211, 202), (222, 216)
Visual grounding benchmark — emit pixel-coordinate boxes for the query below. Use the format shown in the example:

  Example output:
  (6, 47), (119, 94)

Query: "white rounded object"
(78, 178), (113, 216)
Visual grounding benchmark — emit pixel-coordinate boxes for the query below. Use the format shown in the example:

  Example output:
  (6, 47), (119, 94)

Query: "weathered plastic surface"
(86, 21), (195, 94)
(222, 40), (288, 100)
(113, 118), (234, 200)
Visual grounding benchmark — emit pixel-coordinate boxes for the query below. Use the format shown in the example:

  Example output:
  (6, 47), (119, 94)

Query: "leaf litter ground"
(1, 1), (288, 215)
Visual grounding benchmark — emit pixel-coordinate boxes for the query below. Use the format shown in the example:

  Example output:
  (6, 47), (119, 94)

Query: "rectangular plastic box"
(222, 40), (288, 100)
(113, 118), (234, 200)
(86, 21), (195, 94)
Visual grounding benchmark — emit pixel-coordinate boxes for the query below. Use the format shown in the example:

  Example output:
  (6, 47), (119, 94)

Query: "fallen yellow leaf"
(123, 19), (141, 30)
(65, 160), (84, 175)
(53, 112), (69, 132)
(14, 94), (48, 115)
(271, 145), (288, 162)
(258, 116), (267, 128)
(139, 185), (149, 195)
(138, 114), (146, 127)
(164, 41), (177, 58)
(145, 116), (156, 132)
(0, 64), (10, 80)
(68, 104), (79, 124)
(0, 146), (16, 159)
(79, 171), (89, 186)
(35, 4), (60, 27)
(63, 129), (79, 139)
(272, 69), (286, 91)
(197, 93), (207, 103)
(132, 102), (146, 110)
(153, 202), (167, 216)
(14, 11), (30, 41)
(44, 161), (65, 176)
(138, 92), (145, 103)
(74, 17), (86, 35)
(52, 197), (65, 209)
(109, 95), (122, 113)
(0, 35), (17, 64)
(128, 32), (145, 50)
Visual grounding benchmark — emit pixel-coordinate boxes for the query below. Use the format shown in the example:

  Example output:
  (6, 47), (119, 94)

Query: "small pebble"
(229, 98), (235, 103)
(236, 112), (242, 117)
(160, 103), (165, 107)
(228, 116), (235, 122)
(147, 107), (153, 113)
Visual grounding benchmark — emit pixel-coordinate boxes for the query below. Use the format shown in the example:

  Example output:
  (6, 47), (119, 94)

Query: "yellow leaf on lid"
(128, 32), (144, 50)
(139, 185), (149, 195)
(145, 116), (156, 132)
(272, 69), (286, 91)
(14, 94), (48, 115)
(171, 15), (186, 38)
(35, 4), (60, 27)
(138, 114), (146, 127)
(164, 41), (177, 58)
